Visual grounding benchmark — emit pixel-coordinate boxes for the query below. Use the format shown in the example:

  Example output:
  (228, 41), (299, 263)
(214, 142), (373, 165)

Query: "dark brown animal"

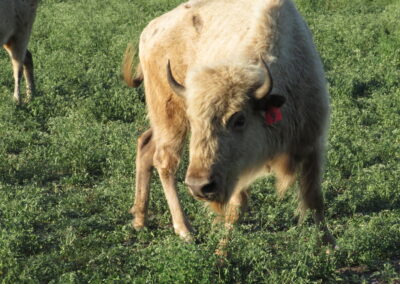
(1, 0), (38, 103)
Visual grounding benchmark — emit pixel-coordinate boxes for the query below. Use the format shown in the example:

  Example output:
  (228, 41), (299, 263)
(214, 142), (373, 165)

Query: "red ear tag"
(265, 107), (282, 125)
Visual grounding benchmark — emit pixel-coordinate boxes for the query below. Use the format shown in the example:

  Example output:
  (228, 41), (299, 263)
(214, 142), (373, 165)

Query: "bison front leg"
(154, 143), (193, 242)
(224, 191), (249, 227)
(130, 129), (155, 230)
(213, 191), (248, 256)
(299, 148), (336, 248)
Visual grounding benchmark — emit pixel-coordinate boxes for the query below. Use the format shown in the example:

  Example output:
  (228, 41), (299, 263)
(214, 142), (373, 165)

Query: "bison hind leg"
(4, 40), (24, 104)
(131, 129), (155, 230)
(23, 49), (35, 102)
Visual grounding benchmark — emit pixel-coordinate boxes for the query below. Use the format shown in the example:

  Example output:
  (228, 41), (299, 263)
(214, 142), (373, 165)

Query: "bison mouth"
(188, 186), (219, 202)
(186, 177), (233, 204)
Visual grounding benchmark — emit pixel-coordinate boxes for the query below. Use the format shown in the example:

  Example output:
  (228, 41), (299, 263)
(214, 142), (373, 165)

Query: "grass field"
(1, 0), (399, 282)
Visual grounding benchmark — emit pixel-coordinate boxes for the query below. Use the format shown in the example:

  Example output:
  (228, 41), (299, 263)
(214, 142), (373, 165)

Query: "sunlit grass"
(0, 0), (399, 282)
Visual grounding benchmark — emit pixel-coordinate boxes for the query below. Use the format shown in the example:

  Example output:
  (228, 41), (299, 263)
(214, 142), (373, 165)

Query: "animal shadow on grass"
(351, 78), (382, 99)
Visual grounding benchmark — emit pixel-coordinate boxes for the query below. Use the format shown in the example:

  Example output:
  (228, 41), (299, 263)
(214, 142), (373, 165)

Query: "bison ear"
(254, 94), (286, 110)
(266, 94), (285, 108)
(166, 60), (186, 97)
(254, 55), (273, 99)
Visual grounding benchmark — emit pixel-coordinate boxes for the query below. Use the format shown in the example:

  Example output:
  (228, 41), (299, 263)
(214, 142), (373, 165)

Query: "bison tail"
(122, 43), (143, 88)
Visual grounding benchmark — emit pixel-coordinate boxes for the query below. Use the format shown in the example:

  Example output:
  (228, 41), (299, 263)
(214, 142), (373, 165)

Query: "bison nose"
(185, 176), (217, 200)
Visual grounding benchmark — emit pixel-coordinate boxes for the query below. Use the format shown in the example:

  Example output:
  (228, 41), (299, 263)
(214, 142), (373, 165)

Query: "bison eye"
(229, 112), (246, 131)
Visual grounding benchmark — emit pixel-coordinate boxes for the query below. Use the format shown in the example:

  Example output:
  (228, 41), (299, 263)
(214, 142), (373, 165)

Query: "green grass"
(1, 0), (399, 282)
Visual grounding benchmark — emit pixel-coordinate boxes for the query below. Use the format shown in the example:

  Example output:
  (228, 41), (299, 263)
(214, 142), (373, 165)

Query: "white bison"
(123, 0), (336, 248)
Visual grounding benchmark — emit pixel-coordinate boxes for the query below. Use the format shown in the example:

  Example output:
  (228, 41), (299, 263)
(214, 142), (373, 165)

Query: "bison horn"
(166, 60), (186, 97)
(254, 55), (273, 99)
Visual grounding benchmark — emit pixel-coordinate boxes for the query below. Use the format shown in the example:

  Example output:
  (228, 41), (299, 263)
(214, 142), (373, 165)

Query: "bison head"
(167, 57), (285, 204)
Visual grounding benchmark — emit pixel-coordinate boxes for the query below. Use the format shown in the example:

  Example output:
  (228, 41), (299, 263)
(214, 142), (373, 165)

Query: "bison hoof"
(325, 245), (340, 255)
(180, 232), (194, 243)
(132, 219), (146, 231)
(13, 95), (21, 105)
(174, 227), (194, 242)
(24, 91), (33, 103)
(215, 247), (227, 257)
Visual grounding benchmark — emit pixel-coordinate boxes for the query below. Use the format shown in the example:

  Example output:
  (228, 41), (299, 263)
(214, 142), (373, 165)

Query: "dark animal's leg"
(299, 147), (336, 247)
(23, 49), (35, 102)
(4, 40), (24, 104)
(130, 129), (155, 230)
